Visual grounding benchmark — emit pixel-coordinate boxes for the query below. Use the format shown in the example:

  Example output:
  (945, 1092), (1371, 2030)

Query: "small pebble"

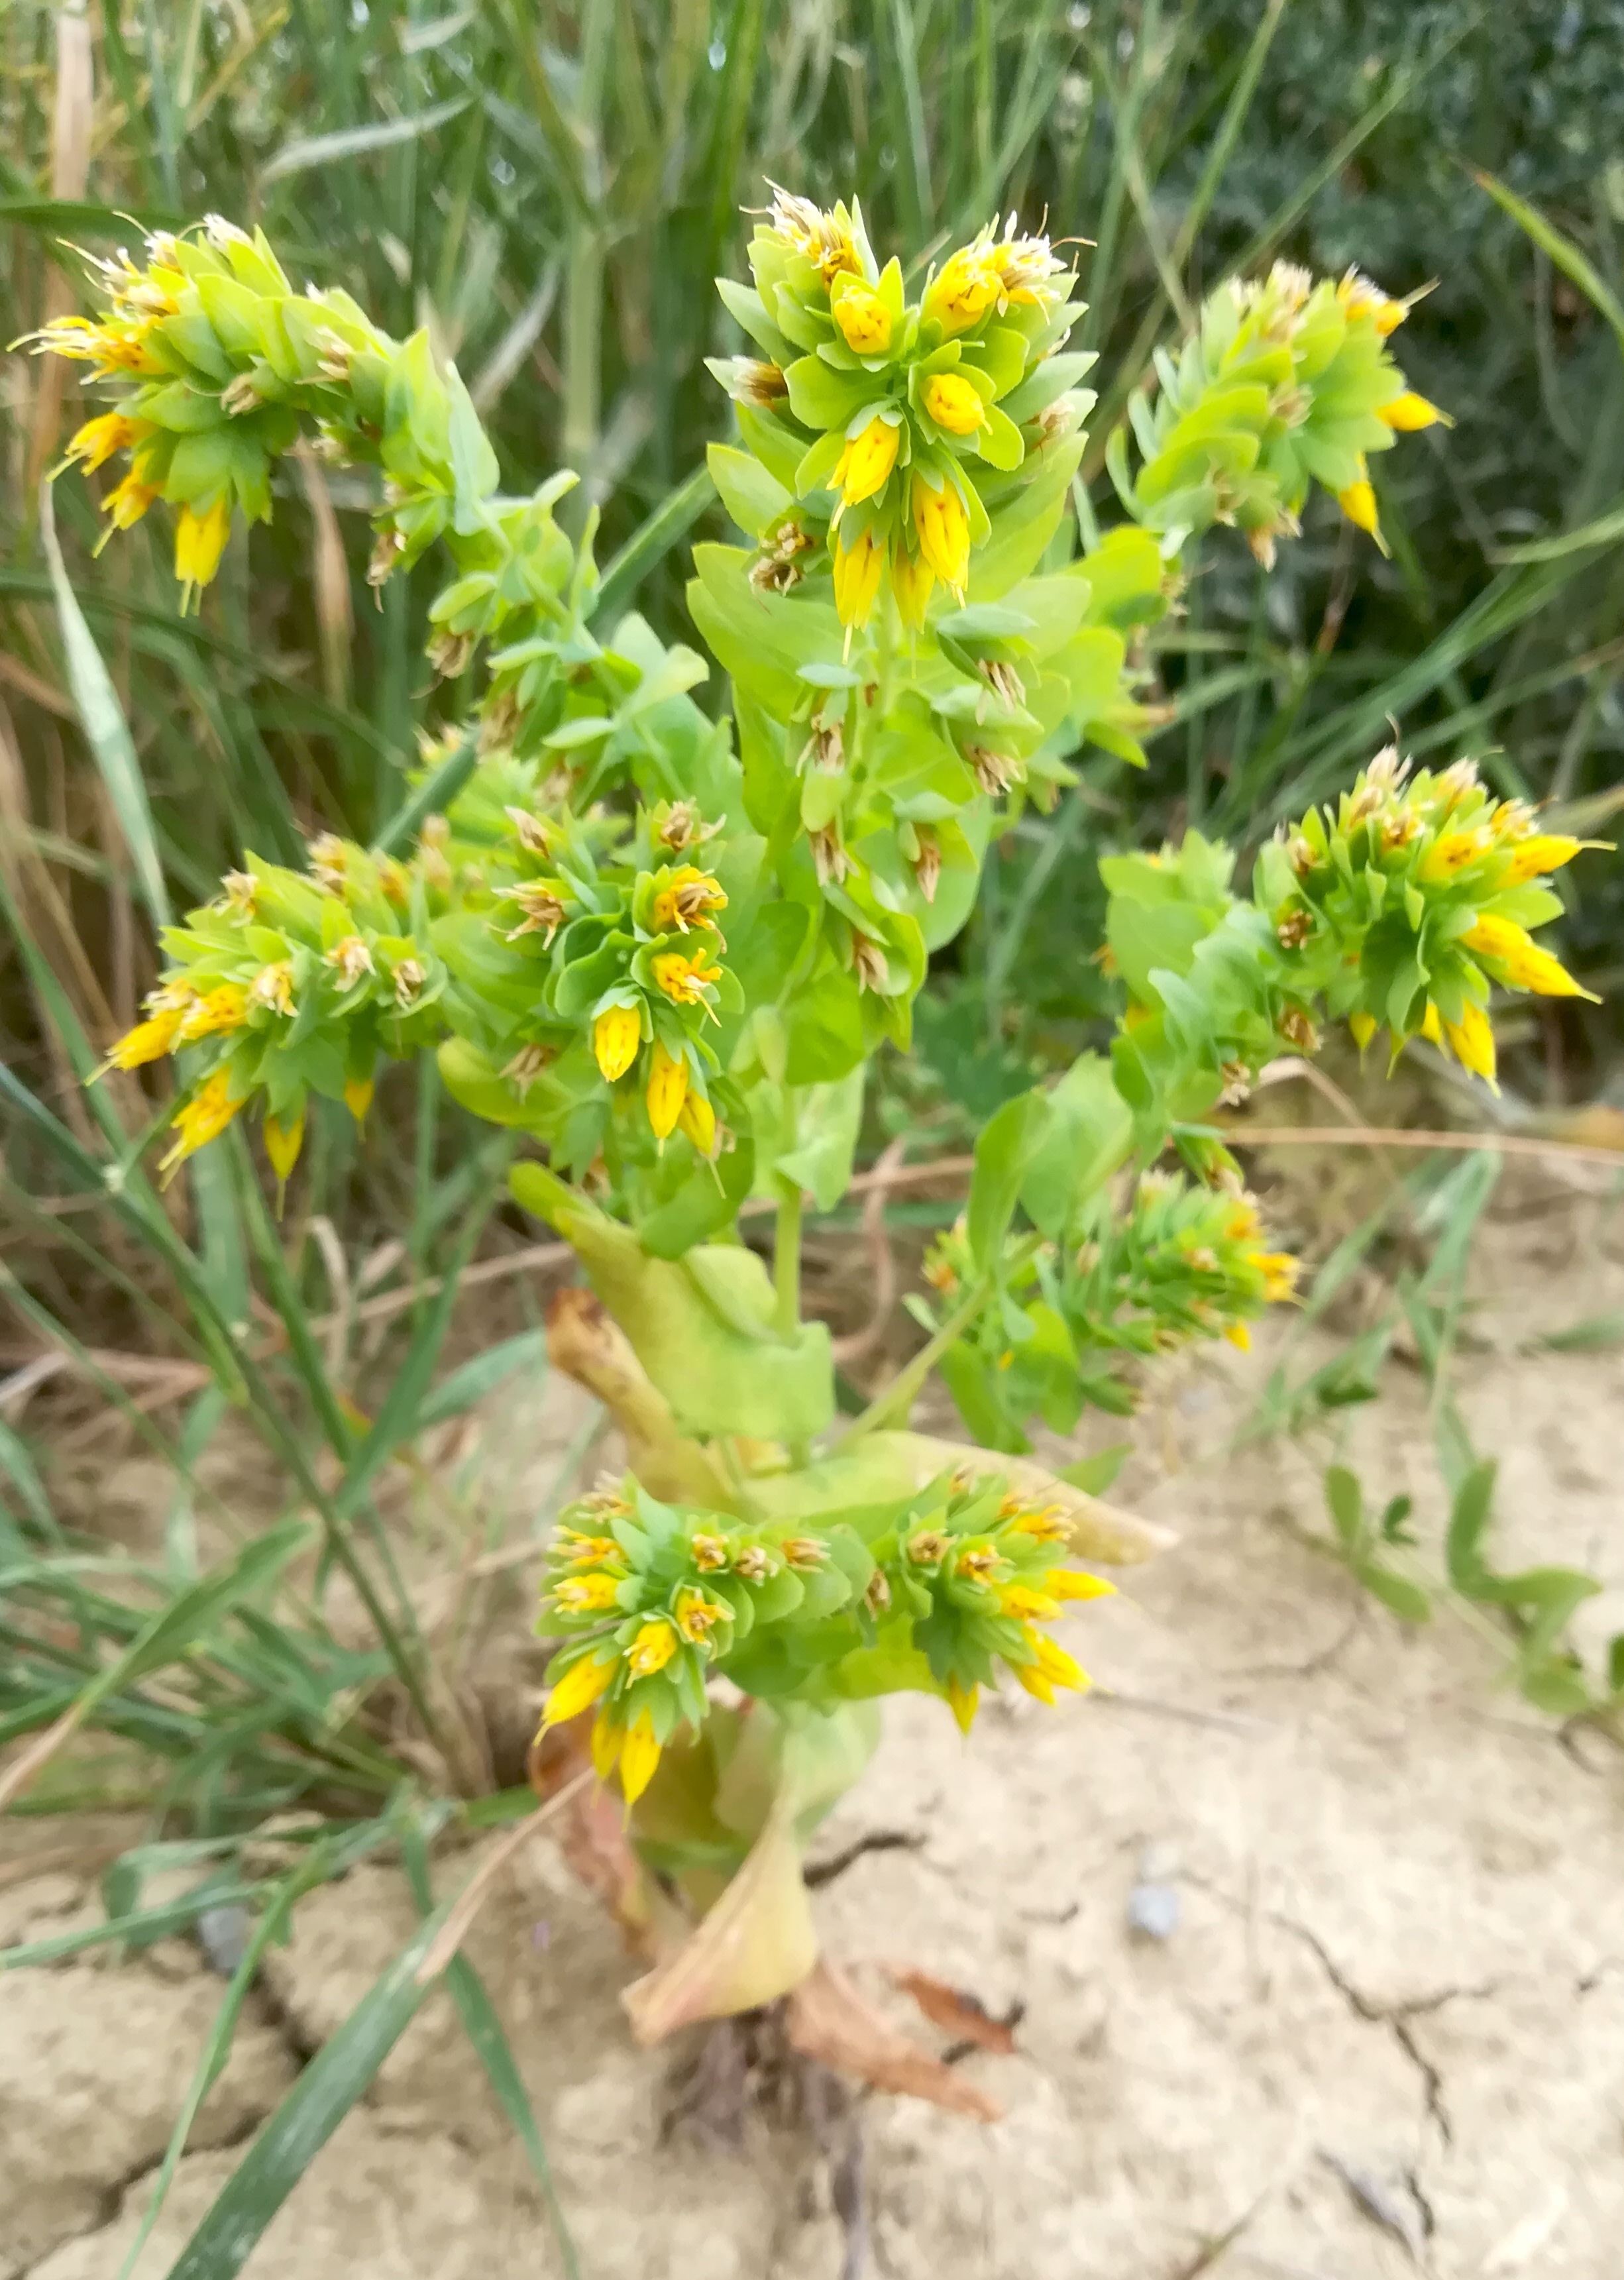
(195, 1903), (253, 1977)
(1126, 1882), (1181, 1941)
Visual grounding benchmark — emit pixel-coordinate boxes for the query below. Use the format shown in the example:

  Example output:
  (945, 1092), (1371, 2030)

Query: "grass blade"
(161, 1884), (458, 2280)
(589, 462), (716, 630)
(1472, 166), (1624, 361)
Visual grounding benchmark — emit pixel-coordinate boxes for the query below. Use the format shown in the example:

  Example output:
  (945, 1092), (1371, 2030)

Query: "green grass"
(4, 4), (1624, 2267)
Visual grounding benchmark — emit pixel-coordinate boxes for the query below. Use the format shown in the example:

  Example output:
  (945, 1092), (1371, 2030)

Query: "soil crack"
(804, 1831), (923, 1890)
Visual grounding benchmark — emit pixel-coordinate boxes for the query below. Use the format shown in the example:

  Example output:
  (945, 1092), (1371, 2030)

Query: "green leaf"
(1353, 1560), (1432, 1625)
(416, 1331), (548, 1429)
(966, 1088), (1051, 1270)
(261, 95), (476, 182)
(1057, 1442), (1131, 1495)
(162, 1886), (458, 2280)
(1324, 1465), (1364, 1556)
(1443, 1458), (1499, 1596)
(1018, 1053), (1132, 1238)
(707, 442), (792, 537)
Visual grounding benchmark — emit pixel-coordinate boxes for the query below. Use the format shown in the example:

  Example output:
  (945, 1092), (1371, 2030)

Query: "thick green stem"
(773, 1175), (803, 1338)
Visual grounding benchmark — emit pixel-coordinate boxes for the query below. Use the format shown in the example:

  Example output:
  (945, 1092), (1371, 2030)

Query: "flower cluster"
(1254, 748), (1601, 1086)
(710, 189), (1091, 627)
(537, 1472), (1116, 1798)
(1106, 259), (1444, 561)
(97, 838), (439, 1178)
(921, 1172), (1300, 1444)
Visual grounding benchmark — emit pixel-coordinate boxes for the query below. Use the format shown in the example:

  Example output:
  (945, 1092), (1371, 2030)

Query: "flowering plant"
(38, 195), (1596, 2073)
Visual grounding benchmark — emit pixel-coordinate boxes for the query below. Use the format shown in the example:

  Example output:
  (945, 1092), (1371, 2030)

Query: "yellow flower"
(539, 1651), (617, 1729)
(1443, 1000), (1497, 1087)
(98, 1002), (186, 1073)
(65, 411), (144, 472)
(765, 188), (861, 284)
(1046, 1568), (1116, 1603)
(249, 961), (297, 1017)
(1336, 268), (1411, 335)
(1418, 999), (1443, 1044)
(924, 246), (1001, 335)
(832, 414), (900, 506)
(159, 1069), (245, 1173)
(1252, 1249), (1300, 1303)
(1460, 913), (1592, 997)
(1000, 1582), (1061, 1621)
(37, 312), (165, 376)
(178, 983), (250, 1042)
(557, 1531), (622, 1566)
(832, 286), (893, 356)
(650, 948), (722, 1006)
(1349, 1011), (1377, 1052)
(986, 227), (1067, 310)
(626, 1619), (678, 1676)
(946, 1675), (980, 1735)
(922, 372), (986, 435)
(1419, 828), (1492, 881)
(1499, 834), (1584, 887)
(891, 542), (935, 627)
(650, 866), (727, 934)
(912, 474), (970, 592)
(1337, 476), (1380, 536)
(590, 1706), (623, 1782)
(103, 468), (159, 530)
(593, 1002), (642, 1080)
(677, 1087), (718, 1156)
(1002, 1501), (1069, 1545)
(1224, 1321), (1252, 1352)
(1378, 390), (1446, 431)
(1010, 1629), (1089, 1704)
(264, 1111), (305, 1183)
(832, 525), (885, 627)
(553, 1571), (623, 1613)
(175, 496), (233, 595)
(646, 1040), (690, 1139)
(674, 1588), (728, 1648)
(343, 1073), (376, 1123)
(617, 1710), (662, 1805)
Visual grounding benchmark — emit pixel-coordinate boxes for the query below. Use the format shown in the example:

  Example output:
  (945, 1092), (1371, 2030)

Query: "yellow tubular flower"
(922, 372), (986, 435)
(1032, 1633), (1088, 1692)
(832, 286), (893, 355)
(1254, 1250), (1301, 1303)
(891, 541), (935, 627)
(832, 526), (885, 627)
(674, 1588), (727, 1647)
(1000, 1583), (1061, 1621)
(264, 1111), (305, 1183)
(553, 1572), (622, 1613)
(159, 1069), (244, 1173)
(1461, 914), (1593, 997)
(1420, 829), (1493, 882)
(1444, 1001), (1497, 1087)
(1224, 1321), (1252, 1352)
(618, 1710), (662, 1805)
(1046, 1569), (1116, 1603)
(590, 1706), (623, 1782)
(650, 867), (727, 934)
(1337, 269), (1410, 335)
(1500, 834), (1584, 887)
(1337, 476), (1380, 536)
(1378, 390), (1446, 431)
(925, 246), (1001, 335)
(832, 414), (900, 506)
(65, 411), (143, 472)
(946, 1676), (980, 1735)
(99, 1003), (186, 1073)
(646, 1041), (690, 1140)
(650, 949), (722, 1005)
(912, 475), (970, 592)
(1349, 1011), (1378, 1051)
(626, 1619), (678, 1677)
(593, 1002), (642, 1080)
(175, 497), (233, 594)
(178, 983), (250, 1042)
(677, 1087), (717, 1155)
(1419, 1000), (1444, 1044)
(343, 1074), (376, 1124)
(539, 1652), (618, 1729)
(103, 470), (158, 529)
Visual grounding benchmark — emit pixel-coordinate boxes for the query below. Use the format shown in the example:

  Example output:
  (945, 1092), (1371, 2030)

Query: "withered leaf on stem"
(787, 1961), (1003, 2122)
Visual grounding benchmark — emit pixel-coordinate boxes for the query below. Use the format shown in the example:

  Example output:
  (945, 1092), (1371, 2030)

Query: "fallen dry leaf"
(890, 1966), (1018, 2055)
(788, 1961), (1002, 2122)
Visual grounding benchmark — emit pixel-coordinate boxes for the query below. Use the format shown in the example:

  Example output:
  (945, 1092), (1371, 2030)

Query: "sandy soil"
(4, 1165), (1623, 2280)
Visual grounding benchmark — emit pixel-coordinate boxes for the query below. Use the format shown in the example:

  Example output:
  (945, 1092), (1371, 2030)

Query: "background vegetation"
(3, 5), (1623, 2266)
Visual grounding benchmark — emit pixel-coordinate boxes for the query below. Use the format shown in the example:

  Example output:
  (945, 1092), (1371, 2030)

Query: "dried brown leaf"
(787, 1961), (1002, 2122)
(889, 1966), (1017, 2055)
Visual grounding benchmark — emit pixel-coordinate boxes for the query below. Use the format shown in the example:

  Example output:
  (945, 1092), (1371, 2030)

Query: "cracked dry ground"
(4, 1185), (1624, 2280)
